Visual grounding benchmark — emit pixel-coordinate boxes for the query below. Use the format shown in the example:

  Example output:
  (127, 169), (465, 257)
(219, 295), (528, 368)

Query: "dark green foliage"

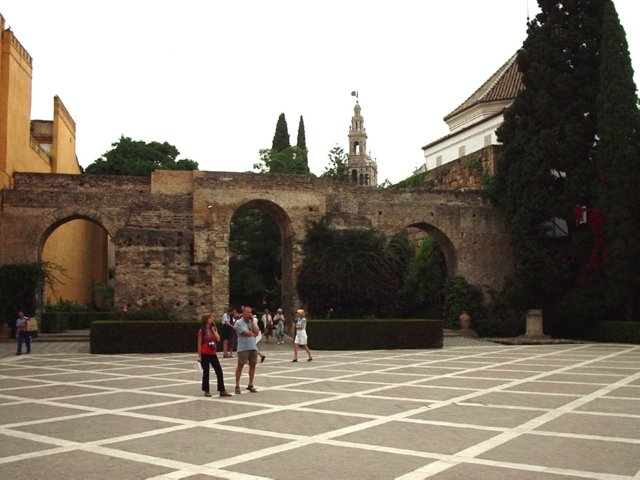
(271, 113), (291, 152)
(0, 262), (55, 330)
(229, 208), (281, 309)
(296, 115), (307, 151)
(91, 321), (201, 354)
(297, 219), (406, 318)
(321, 144), (349, 181)
(40, 312), (69, 333)
(495, 0), (640, 325)
(254, 147), (310, 174)
(307, 319), (443, 350)
(441, 276), (485, 329)
(401, 236), (446, 316)
(85, 135), (198, 176)
(256, 113), (310, 174)
(390, 171), (427, 189)
(594, 0), (640, 320)
(481, 280), (526, 337)
(586, 321), (640, 343)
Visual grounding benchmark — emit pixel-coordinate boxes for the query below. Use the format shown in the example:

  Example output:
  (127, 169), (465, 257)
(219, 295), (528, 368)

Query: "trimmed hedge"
(90, 319), (443, 353)
(305, 319), (443, 350)
(40, 312), (69, 333)
(586, 321), (640, 344)
(91, 321), (202, 354)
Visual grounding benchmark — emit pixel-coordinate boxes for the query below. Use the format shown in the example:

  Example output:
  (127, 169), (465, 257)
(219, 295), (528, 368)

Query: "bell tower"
(347, 96), (377, 186)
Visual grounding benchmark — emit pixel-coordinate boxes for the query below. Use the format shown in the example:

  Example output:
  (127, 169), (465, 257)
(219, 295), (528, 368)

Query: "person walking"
(15, 311), (31, 355)
(262, 308), (273, 344)
(273, 308), (285, 344)
(292, 309), (312, 362)
(197, 313), (231, 397)
(234, 306), (260, 394)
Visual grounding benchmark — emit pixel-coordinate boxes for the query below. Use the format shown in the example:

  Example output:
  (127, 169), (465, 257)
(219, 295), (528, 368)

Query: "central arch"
(227, 199), (295, 324)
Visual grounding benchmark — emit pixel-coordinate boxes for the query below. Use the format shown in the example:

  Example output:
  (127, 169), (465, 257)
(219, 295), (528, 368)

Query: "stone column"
(522, 309), (550, 339)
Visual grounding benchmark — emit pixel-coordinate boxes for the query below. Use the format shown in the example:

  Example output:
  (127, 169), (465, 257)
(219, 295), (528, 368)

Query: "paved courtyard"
(1, 339), (639, 479)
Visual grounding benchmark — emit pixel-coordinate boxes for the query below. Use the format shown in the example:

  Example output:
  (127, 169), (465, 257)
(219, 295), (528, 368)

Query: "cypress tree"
(296, 116), (307, 151)
(495, 0), (604, 309)
(271, 113), (290, 152)
(594, 0), (640, 320)
(497, 0), (640, 322)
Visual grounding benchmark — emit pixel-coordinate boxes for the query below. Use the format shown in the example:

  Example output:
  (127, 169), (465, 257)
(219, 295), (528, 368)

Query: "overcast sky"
(2, 1), (639, 183)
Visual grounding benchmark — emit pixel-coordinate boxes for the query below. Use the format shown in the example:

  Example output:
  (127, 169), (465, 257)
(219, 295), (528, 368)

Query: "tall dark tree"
(296, 115), (307, 151)
(256, 113), (310, 174)
(85, 135), (198, 176)
(593, 0), (640, 320)
(495, 0), (604, 309)
(271, 113), (291, 152)
(496, 0), (640, 323)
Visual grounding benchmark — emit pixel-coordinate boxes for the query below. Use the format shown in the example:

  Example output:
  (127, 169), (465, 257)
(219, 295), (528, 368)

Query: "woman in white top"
(292, 309), (312, 362)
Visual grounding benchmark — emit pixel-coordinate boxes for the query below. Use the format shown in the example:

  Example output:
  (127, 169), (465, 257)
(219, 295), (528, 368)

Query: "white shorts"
(294, 332), (308, 345)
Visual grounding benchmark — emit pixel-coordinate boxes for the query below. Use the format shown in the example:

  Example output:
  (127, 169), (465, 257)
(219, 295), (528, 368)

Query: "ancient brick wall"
(423, 145), (500, 191)
(0, 170), (513, 320)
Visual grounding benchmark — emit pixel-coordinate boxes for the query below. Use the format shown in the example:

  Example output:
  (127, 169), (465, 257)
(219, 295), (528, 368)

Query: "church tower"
(347, 97), (377, 186)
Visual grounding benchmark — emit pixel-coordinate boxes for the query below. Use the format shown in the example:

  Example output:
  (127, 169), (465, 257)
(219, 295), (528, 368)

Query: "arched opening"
(351, 169), (358, 184)
(353, 141), (360, 155)
(40, 216), (113, 310)
(228, 200), (293, 316)
(400, 223), (457, 318)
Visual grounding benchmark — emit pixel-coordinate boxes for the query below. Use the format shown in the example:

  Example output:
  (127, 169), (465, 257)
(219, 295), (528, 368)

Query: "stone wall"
(423, 145), (500, 191)
(0, 170), (514, 320)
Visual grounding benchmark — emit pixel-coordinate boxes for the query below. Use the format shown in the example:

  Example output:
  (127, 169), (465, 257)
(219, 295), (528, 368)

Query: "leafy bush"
(297, 219), (409, 318)
(442, 276), (485, 329)
(586, 321), (640, 344)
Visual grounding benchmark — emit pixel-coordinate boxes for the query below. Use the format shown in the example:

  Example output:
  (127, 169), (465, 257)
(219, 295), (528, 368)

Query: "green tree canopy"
(271, 113), (291, 152)
(254, 147), (310, 174)
(85, 135), (198, 176)
(321, 144), (349, 181)
(296, 219), (409, 317)
(401, 236), (447, 316)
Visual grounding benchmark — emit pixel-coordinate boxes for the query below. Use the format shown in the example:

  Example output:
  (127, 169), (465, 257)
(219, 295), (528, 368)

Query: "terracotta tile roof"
(444, 53), (523, 122)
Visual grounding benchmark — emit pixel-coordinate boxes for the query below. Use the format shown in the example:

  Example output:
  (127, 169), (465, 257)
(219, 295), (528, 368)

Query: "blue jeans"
(17, 331), (31, 354)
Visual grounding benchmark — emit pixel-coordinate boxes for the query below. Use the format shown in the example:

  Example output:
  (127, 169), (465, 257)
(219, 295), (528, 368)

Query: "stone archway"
(209, 198), (298, 325)
(228, 199), (295, 316)
(38, 213), (112, 309)
(404, 222), (458, 277)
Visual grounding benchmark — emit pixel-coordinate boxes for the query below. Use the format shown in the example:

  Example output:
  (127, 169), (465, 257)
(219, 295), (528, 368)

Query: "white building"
(420, 54), (523, 172)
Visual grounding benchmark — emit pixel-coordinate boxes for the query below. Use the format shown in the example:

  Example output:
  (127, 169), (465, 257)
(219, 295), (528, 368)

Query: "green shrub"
(586, 321), (640, 344)
(40, 312), (69, 333)
(306, 319), (442, 350)
(91, 321), (205, 354)
(442, 276), (485, 329)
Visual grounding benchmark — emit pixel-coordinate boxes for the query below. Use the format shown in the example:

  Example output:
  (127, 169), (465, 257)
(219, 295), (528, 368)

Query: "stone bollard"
(522, 309), (550, 339)
(458, 311), (478, 338)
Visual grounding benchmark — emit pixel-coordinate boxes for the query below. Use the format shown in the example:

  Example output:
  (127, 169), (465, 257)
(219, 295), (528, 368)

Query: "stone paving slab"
(1, 338), (639, 479)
